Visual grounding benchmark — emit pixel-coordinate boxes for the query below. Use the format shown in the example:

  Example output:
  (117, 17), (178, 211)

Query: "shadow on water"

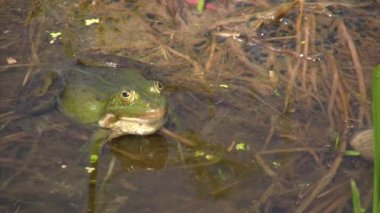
(1, 0), (380, 212)
(87, 135), (168, 213)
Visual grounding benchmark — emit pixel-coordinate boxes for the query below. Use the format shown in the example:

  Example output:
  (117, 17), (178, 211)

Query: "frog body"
(21, 64), (167, 139)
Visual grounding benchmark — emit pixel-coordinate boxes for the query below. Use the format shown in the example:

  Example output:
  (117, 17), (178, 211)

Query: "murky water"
(1, 0), (380, 212)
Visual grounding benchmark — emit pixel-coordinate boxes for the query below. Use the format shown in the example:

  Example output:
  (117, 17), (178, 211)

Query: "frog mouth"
(120, 108), (166, 124)
(98, 108), (166, 131)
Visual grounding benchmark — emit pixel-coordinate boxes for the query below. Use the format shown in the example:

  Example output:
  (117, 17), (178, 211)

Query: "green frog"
(20, 64), (167, 166)
(59, 65), (167, 137)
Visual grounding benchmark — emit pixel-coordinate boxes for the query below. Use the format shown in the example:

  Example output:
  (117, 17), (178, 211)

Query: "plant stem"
(372, 64), (380, 212)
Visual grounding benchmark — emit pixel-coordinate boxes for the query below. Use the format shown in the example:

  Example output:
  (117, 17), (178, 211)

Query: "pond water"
(1, 0), (380, 212)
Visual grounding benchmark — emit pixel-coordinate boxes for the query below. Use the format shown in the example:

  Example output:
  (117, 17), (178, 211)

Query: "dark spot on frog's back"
(95, 93), (103, 102)
(18, 71), (63, 115)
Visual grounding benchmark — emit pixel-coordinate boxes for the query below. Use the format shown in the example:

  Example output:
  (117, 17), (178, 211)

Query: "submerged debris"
(350, 128), (374, 161)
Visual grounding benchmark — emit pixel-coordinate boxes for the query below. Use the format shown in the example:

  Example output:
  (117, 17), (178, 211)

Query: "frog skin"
(58, 65), (167, 138)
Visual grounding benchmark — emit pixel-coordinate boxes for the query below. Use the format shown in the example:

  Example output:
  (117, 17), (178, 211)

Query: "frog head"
(98, 80), (167, 138)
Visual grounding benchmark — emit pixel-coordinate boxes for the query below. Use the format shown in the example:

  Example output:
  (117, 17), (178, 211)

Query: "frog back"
(58, 83), (111, 124)
(58, 66), (149, 124)
(58, 66), (120, 124)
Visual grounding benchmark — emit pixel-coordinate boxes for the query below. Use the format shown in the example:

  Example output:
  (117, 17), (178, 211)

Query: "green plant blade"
(350, 180), (364, 213)
(197, 0), (205, 12)
(372, 64), (380, 212)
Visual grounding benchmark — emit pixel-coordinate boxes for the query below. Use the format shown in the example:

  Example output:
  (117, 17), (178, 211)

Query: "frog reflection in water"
(22, 64), (167, 165)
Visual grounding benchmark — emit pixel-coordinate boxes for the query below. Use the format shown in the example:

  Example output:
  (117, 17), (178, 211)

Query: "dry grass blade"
(308, 181), (351, 213)
(295, 131), (347, 212)
(251, 183), (276, 211)
(150, 35), (205, 79)
(338, 20), (369, 127)
(325, 53), (350, 127)
(0, 138), (39, 189)
(22, 17), (44, 86)
(208, 0), (299, 29)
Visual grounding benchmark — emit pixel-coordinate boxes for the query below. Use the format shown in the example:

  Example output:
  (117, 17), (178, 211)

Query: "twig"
(261, 115), (277, 150)
(211, 179), (244, 196)
(301, 14), (310, 91)
(159, 127), (196, 147)
(258, 147), (320, 155)
(254, 154), (277, 177)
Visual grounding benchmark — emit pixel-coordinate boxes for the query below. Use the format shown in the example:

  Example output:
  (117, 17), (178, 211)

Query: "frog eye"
(151, 81), (163, 94)
(120, 90), (137, 104)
